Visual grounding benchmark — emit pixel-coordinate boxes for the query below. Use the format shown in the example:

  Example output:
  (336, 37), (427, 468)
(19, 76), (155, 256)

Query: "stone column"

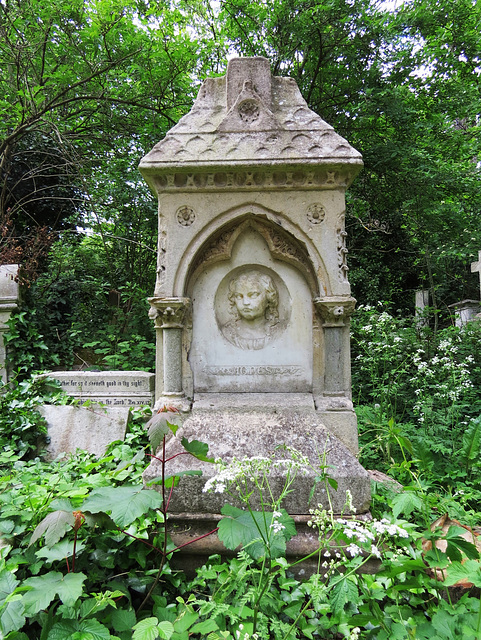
(0, 265), (20, 384)
(148, 297), (190, 409)
(314, 296), (358, 454)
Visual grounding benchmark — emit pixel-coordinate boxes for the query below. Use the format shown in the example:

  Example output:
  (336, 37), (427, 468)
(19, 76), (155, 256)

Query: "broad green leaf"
(329, 577), (359, 614)
(82, 486), (163, 528)
(461, 417), (481, 464)
(444, 560), (481, 587)
(218, 505), (295, 560)
(133, 617), (160, 640)
(0, 599), (26, 636)
(180, 437), (214, 463)
(391, 491), (423, 518)
(23, 571), (86, 614)
(173, 610), (198, 633)
(189, 619), (220, 635)
(147, 470), (202, 488)
(36, 539), (86, 563)
(431, 608), (457, 639)
(48, 618), (112, 640)
(0, 569), (19, 604)
(30, 510), (75, 547)
(111, 607), (137, 632)
(158, 621), (174, 640)
(148, 414), (182, 452)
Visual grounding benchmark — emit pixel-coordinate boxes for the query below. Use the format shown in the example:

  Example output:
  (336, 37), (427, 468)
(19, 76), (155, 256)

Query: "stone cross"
(471, 251), (481, 298)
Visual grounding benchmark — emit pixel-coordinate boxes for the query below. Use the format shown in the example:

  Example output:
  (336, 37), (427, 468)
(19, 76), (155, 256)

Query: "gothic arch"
(173, 203), (331, 297)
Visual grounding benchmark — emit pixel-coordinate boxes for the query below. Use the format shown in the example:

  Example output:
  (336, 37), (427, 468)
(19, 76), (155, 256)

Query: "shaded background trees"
(1, 0), (480, 370)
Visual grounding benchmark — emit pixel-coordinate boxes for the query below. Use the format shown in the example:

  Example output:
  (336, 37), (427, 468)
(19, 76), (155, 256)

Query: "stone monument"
(0, 265), (20, 384)
(139, 58), (370, 558)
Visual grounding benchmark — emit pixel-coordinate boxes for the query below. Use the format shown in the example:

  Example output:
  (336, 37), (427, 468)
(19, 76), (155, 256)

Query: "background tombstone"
(139, 58), (370, 555)
(0, 265), (20, 383)
(414, 289), (429, 329)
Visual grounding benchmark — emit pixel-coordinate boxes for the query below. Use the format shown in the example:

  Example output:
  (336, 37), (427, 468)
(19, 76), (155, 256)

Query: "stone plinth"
(40, 405), (131, 459)
(44, 371), (155, 407)
(448, 300), (481, 327)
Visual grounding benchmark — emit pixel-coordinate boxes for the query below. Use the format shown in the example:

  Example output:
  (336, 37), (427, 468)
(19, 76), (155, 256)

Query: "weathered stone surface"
(0, 265), (20, 383)
(140, 57), (362, 175)
(40, 405), (130, 459)
(143, 394), (370, 514)
(45, 371), (155, 407)
(140, 57), (368, 521)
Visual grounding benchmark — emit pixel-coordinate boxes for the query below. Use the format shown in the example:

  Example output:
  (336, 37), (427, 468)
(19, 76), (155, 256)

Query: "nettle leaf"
(180, 437), (214, 463)
(391, 491), (423, 518)
(218, 505), (295, 560)
(147, 470), (202, 488)
(29, 510), (75, 547)
(82, 486), (164, 528)
(22, 571), (86, 614)
(329, 577), (359, 614)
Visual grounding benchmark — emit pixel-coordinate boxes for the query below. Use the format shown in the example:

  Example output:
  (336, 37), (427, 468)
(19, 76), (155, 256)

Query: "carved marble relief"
(215, 268), (288, 350)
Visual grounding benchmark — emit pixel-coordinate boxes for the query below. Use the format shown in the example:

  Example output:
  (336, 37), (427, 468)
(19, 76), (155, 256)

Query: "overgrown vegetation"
(1, 312), (481, 639)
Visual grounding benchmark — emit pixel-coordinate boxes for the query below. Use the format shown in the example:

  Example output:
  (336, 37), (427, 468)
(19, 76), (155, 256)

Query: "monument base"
(143, 393), (370, 515)
(165, 513), (380, 579)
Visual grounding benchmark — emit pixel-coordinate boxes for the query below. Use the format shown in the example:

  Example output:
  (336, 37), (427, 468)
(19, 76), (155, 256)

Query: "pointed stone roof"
(139, 57), (362, 183)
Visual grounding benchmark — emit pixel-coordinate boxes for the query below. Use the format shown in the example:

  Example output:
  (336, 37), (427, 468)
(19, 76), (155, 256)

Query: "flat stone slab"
(44, 371), (155, 407)
(143, 394), (370, 514)
(40, 405), (130, 460)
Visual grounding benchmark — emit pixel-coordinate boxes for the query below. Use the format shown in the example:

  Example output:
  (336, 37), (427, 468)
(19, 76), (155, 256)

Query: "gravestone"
(40, 405), (130, 460)
(448, 300), (481, 327)
(44, 371), (155, 407)
(415, 289), (429, 329)
(139, 58), (370, 551)
(0, 265), (20, 383)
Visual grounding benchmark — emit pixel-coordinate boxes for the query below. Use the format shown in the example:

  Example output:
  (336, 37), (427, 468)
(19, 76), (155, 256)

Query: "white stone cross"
(471, 251), (481, 298)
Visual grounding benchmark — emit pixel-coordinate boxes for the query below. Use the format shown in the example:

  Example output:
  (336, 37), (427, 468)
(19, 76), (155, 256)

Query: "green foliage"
(0, 373), (70, 456)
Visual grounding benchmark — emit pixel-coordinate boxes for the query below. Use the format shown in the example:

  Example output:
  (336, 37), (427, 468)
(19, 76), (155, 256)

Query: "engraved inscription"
(217, 269), (286, 350)
(204, 365), (303, 376)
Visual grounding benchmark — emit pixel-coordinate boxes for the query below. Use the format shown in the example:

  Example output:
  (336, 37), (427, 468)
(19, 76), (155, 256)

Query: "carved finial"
(226, 57), (272, 110)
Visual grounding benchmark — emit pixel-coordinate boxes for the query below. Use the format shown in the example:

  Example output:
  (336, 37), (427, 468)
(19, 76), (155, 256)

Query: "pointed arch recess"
(174, 203), (331, 297)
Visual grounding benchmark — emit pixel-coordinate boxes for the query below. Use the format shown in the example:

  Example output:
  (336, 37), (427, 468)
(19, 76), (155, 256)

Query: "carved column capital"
(148, 297), (191, 329)
(314, 297), (356, 327)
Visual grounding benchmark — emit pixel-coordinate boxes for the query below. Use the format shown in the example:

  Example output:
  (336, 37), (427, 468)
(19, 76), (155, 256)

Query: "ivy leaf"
(180, 437), (214, 463)
(22, 571), (86, 614)
(29, 510), (75, 547)
(82, 486), (164, 528)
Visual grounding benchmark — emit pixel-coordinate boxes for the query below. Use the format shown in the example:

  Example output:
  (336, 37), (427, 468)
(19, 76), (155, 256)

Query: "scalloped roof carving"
(139, 57), (362, 173)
